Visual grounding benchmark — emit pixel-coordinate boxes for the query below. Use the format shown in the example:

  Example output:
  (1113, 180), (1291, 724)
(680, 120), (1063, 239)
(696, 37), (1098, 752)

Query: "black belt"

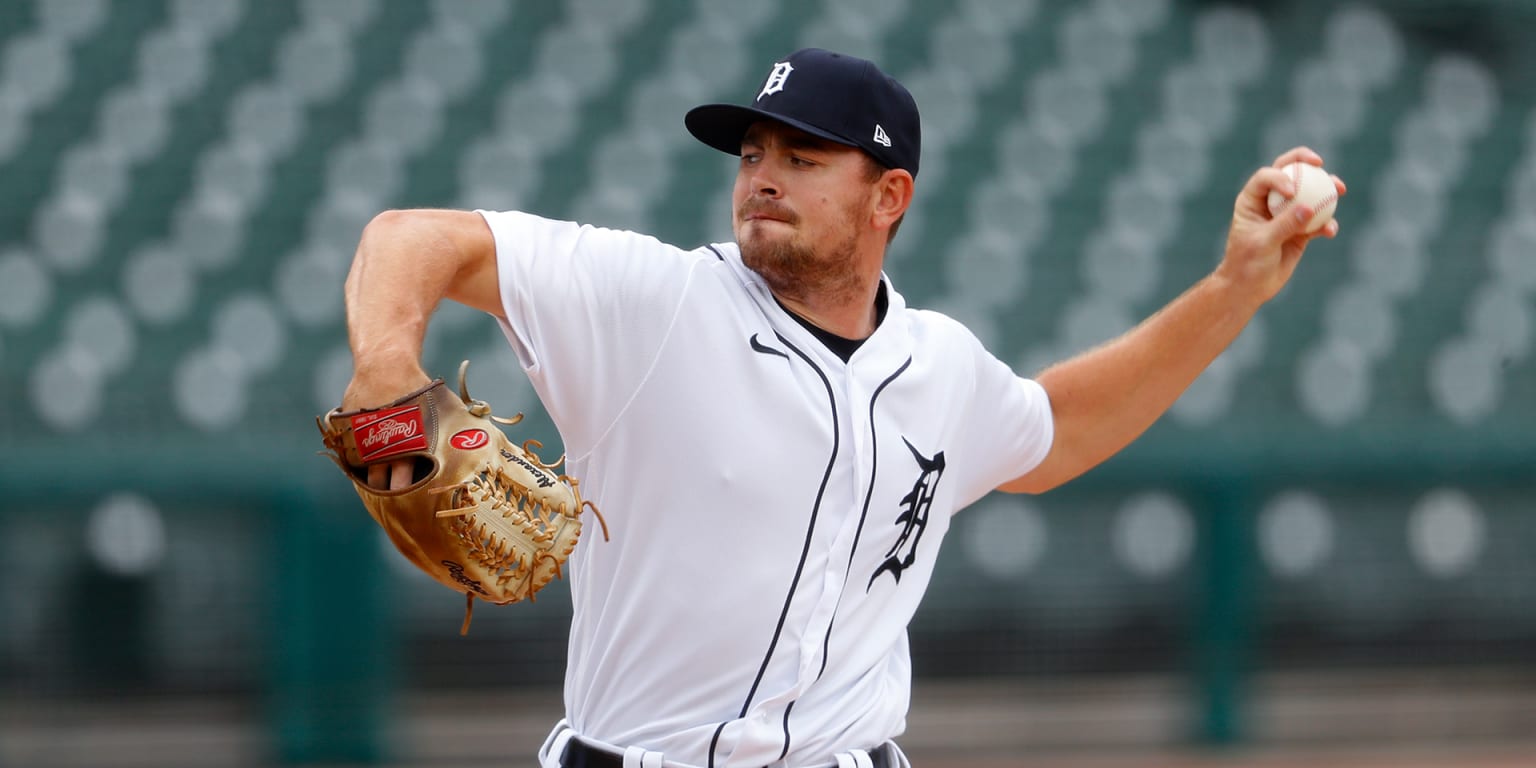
(560, 738), (894, 768)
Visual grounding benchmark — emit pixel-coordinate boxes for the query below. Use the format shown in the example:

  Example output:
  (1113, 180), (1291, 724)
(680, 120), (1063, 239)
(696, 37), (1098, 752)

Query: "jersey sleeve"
(950, 327), (1056, 510)
(476, 209), (699, 459)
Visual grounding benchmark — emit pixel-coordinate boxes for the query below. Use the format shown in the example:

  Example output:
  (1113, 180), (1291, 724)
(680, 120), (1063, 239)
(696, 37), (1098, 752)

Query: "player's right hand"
(1218, 146), (1346, 306)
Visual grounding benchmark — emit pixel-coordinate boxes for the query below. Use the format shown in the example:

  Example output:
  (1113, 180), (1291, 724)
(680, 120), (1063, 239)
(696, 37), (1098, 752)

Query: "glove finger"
(368, 463), (388, 490)
(390, 460), (414, 490)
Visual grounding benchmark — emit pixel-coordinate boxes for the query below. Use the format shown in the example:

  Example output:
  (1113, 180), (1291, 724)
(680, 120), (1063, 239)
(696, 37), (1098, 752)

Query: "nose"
(745, 159), (781, 199)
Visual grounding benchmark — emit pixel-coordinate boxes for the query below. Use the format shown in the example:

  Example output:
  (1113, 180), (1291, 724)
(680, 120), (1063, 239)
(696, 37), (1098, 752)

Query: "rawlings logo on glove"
(318, 360), (605, 634)
(353, 405), (427, 460)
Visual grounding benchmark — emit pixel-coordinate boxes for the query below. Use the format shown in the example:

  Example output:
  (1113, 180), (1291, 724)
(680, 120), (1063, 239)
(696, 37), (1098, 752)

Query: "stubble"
(738, 199), (865, 305)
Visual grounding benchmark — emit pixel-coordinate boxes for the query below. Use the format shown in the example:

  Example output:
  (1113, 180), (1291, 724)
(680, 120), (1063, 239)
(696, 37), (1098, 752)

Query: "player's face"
(733, 122), (877, 300)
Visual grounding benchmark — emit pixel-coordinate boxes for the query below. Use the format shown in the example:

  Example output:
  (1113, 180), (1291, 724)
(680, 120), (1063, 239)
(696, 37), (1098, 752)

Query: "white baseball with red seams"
(1267, 161), (1338, 234)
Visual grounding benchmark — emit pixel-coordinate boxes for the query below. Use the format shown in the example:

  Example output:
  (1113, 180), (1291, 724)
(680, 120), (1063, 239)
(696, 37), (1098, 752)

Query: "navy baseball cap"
(685, 48), (921, 178)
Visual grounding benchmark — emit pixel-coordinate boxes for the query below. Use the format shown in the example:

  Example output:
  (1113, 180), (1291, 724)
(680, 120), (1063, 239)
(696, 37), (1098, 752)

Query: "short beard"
(737, 197), (866, 305)
(740, 232), (861, 305)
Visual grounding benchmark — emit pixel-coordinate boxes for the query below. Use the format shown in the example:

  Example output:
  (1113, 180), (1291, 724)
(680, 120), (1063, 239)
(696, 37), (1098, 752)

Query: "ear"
(871, 169), (914, 231)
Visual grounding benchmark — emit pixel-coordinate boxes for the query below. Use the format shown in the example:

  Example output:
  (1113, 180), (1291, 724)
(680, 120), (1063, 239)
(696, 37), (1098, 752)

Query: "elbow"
(361, 208), (418, 243)
(350, 209), (421, 271)
(352, 207), (503, 318)
(1013, 476), (1058, 495)
(346, 209), (412, 297)
(352, 209), (409, 262)
(997, 437), (1088, 495)
(997, 452), (1067, 495)
(998, 468), (1067, 495)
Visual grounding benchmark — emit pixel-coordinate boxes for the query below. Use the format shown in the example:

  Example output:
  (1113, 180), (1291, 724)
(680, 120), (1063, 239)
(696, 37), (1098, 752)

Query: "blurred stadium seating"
(1, 0), (1533, 765)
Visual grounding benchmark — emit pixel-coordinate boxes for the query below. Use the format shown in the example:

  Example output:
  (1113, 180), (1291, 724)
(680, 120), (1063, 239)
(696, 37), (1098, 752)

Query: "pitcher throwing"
(334, 47), (1344, 768)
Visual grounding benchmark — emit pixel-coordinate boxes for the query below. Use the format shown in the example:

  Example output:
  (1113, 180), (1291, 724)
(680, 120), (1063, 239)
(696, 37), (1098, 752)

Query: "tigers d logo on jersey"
(869, 437), (945, 588)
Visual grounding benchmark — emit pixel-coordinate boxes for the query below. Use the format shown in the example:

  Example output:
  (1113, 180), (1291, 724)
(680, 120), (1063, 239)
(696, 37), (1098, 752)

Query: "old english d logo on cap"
(685, 48), (922, 178)
(758, 61), (793, 100)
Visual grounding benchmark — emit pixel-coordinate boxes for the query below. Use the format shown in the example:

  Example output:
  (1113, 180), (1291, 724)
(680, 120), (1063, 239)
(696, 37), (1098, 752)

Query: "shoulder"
(699, 240), (738, 263)
(905, 306), (986, 348)
(478, 209), (726, 267)
(695, 241), (759, 288)
(898, 306), (1012, 378)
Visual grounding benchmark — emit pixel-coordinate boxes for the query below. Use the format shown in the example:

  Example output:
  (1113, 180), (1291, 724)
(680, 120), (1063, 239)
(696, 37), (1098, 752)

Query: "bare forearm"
(347, 214), (454, 371)
(999, 147), (1343, 494)
(1009, 274), (1262, 492)
(342, 210), (499, 408)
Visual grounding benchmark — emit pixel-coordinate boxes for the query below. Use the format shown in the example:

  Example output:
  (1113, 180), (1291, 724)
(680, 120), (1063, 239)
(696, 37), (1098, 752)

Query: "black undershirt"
(777, 283), (890, 362)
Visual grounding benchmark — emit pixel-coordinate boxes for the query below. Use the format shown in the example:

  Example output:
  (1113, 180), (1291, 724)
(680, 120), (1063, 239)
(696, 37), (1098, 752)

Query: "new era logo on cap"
(685, 48), (922, 178)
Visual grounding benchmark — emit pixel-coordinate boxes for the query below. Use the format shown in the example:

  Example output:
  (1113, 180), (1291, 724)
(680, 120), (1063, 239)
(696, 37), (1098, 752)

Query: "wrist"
(344, 352), (431, 410)
(1207, 264), (1272, 315)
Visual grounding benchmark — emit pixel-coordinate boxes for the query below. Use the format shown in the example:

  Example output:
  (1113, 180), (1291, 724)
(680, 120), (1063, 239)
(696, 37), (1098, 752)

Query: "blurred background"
(1, 0), (1534, 765)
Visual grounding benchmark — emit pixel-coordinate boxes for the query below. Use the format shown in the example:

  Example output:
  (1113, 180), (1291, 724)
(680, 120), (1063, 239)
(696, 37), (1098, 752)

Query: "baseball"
(1267, 161), (1338, 234)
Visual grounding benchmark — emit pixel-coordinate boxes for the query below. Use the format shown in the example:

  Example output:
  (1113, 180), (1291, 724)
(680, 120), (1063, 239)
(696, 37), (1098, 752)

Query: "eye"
(740, 152), (761, 165)
(789, 155), (814, 167)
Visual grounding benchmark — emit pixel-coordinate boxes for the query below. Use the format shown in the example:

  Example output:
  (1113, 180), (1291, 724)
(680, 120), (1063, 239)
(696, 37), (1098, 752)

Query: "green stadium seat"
(363, 81), (445, 154)
(1193, 6), (1269, 87)
(1351, 220), (1430, 299)
(1428, 335), (1507, 424)
(170, 0), (243, 37)
(173, 190), (248, 270)
(1320, 283), (1397, 362)
(298, 0), (377, 32)
(63, 295), (134, 377)
(3, 32), (72, 110)
(96, 84), (170, 162)
(943, 226), (1033, 310)
(1488, 213), (1536, 291)
(928, 13), (1016, 91)
(493, 78), (582, 154)
(1463, 282), (1531, 361)
(0, 248), (52, 328)
(33, 192), (105, 273)
(136, 27), (211, 102)
(122, 241), (195, 326)
(275, 22), (355, 104)
(227, 85), (305, 159)
(531, 24), (620, 101)
(404, 21), (486, 102)
(456, 135), (543, 211)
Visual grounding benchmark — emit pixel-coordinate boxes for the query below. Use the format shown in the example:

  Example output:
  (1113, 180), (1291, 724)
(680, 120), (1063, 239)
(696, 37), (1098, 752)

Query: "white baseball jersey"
(479, 209), (1054, 768)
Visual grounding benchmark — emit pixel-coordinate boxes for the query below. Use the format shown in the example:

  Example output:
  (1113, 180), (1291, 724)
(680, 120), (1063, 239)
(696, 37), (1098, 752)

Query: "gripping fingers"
(1254, 166), (1294, 200)
(1272, 146), (1323, 170)
(1237, 166), (1294, 219)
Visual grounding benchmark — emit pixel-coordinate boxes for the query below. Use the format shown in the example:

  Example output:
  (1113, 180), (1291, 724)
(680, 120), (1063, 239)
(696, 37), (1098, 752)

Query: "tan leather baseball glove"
(318, 360), (602, 634)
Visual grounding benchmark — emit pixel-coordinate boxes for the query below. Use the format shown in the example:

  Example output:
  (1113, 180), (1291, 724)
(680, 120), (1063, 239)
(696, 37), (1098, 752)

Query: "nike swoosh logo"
(749, 333), (789, 359)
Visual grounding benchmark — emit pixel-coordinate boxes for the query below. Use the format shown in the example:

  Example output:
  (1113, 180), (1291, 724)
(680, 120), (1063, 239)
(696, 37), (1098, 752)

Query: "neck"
(773, 276), (882, 339)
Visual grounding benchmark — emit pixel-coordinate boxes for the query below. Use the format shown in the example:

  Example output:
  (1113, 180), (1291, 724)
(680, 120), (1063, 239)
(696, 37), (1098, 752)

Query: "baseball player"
(340, 48), (1343, 768)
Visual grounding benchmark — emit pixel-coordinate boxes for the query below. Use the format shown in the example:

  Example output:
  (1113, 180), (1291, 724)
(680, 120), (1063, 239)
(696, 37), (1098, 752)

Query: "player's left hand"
(1217, 146), (1346, 305)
